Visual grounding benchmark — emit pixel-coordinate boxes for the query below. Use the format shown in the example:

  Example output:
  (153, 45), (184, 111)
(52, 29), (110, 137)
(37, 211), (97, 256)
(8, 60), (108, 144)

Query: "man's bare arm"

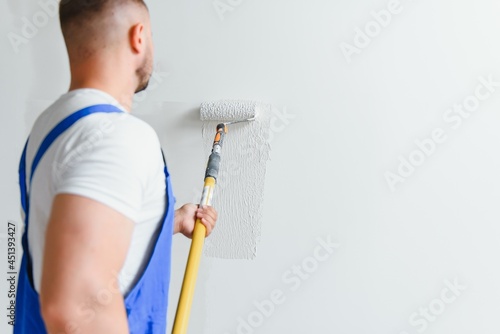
(40, 194), (133, 334)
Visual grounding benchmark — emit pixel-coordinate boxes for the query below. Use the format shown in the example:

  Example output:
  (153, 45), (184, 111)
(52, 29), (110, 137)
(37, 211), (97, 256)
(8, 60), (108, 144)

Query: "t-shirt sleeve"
(53, 116), (160, 222)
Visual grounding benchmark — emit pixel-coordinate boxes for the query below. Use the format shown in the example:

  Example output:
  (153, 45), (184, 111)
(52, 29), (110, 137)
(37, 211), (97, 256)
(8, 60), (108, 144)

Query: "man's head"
(59, 0), (153, 93)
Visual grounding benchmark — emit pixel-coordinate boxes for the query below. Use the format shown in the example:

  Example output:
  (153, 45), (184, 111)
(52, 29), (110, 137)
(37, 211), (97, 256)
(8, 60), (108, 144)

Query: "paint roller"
(172, 100), (258, 334)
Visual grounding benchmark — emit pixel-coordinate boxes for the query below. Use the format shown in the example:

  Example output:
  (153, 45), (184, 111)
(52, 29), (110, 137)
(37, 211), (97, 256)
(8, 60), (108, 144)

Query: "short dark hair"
(59, 0), (148, 32)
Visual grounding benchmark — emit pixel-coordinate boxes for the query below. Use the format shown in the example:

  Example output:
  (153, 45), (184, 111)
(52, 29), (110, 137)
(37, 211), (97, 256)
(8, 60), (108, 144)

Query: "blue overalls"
(13, 104), (175, 334)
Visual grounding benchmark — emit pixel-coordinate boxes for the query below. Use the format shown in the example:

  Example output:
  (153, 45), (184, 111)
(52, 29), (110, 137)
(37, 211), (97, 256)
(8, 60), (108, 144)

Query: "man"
(14, 1), (217, 333)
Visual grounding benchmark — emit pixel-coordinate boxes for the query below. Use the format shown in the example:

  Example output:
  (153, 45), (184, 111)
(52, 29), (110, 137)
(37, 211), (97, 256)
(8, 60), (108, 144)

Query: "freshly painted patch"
(201, 102), (271, 259)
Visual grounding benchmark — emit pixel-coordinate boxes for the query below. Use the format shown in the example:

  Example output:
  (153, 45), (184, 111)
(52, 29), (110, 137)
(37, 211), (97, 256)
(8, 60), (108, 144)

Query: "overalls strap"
(18, 104), (124, 284)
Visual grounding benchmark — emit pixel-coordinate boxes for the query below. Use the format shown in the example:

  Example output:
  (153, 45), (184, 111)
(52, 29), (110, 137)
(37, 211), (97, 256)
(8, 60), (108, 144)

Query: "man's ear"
(129, 23), (144, 54)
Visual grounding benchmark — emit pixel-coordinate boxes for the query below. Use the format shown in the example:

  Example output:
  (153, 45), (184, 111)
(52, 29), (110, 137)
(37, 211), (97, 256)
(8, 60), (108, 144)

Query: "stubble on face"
(135, 45), (153, 93)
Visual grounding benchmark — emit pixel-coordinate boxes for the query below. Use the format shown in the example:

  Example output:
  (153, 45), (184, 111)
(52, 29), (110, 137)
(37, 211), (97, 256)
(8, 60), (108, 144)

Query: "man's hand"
(174, 204), (218, 238)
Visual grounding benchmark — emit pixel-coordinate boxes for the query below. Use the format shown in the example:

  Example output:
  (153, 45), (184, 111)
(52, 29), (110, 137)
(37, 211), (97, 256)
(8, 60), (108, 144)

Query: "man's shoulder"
(30, 94), (161, 167)
(71, 111), (161, 156)
(39, 89), (159, 146)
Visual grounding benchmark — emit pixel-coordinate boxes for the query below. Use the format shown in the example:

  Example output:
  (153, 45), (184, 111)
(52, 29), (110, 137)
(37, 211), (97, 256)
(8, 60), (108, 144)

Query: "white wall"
(2, 0), (500, 333)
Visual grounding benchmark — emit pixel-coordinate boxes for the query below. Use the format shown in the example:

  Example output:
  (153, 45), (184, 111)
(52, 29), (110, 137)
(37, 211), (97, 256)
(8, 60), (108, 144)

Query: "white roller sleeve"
(200, 100), (258, 121)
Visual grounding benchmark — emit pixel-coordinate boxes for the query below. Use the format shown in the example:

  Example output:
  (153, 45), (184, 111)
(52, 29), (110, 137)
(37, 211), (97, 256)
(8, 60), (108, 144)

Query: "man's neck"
(69, 60), (135, 112)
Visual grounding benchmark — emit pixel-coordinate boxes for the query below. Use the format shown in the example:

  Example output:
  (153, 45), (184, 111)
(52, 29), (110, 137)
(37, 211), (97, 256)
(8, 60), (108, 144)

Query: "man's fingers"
(197, 206), (217, 221)
(196, 206), (217, 236)
(202, 209), (217, 222)
(198, 213), (215, 228)
(198, 217), (213, 236)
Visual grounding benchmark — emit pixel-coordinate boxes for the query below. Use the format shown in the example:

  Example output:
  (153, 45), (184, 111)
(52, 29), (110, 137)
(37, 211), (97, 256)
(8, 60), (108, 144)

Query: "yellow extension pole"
(172, 124), (226, 334)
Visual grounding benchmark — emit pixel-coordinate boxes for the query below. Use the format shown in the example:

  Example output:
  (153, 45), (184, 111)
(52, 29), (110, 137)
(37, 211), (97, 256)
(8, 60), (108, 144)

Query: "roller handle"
(204, 123), (226, 180)
(172, 124), (226, 334)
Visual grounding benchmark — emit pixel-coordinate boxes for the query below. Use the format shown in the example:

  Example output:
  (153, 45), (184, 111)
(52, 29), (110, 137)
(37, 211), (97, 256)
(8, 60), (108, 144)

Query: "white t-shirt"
(24, 88), (167, 295)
